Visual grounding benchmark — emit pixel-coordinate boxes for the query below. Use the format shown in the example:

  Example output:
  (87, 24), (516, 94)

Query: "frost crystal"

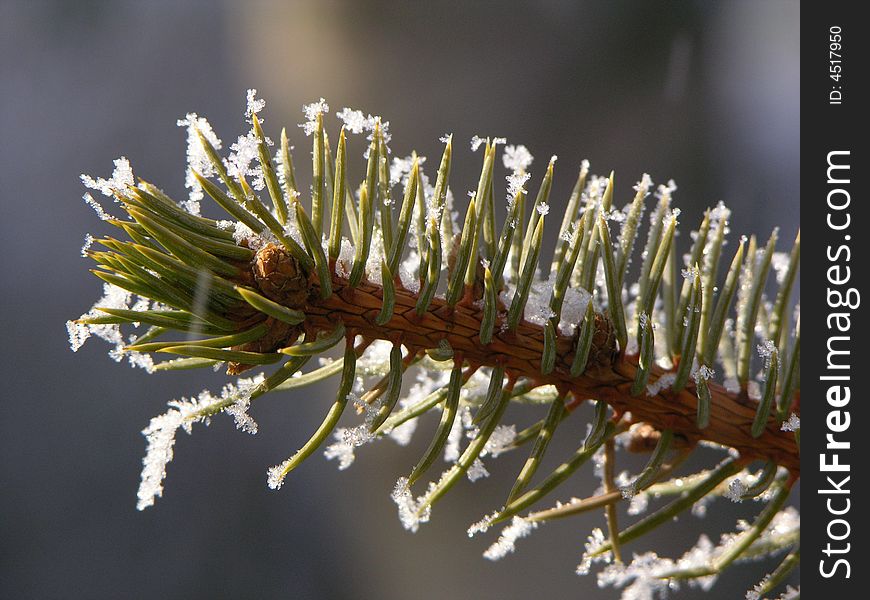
(81, 156), (135, 199)
(137, 408), (185, 510)
(245, 88), (266, 120)
(576, 528), (611, 576)
(506, 171), (531, 202)
(723, 377), (741, 394)
(693, 365), (714, 383)
(777, 586), (800, 600)
(483, 517), (538, 561)
(725, 478), (748, 502)
(137, 376), (261, 510)
(470, 135), (485, 151)
(267, 461), (291, 490)
(390, 153), (424, 186)
(483, 425), (516, 458)
(323, 391), (384, 470)
(632, 173), (653, 194)
(646, 373), (676, 396)
(781, 413), (800, 432)
(300, 98), (329, 136)
(502, 144), (533, 173)
(445, 406), (474, 462)
(595, 535), (719, 597)
(80, 233), (95, 258)
(466, 458), (490, 482)
(67, 282), (156, 372)
(83, 193), (111, 220)
(536, 202), (550, 216)
(228, 131), (265, 189)
(177, 113), (222, 214)
(335, 107), (370, 134)
(757, 339), (777, 359)
(391, 477), (432, 533)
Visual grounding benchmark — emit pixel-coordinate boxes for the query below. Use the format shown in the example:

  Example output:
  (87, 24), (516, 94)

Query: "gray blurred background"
(1, 1), (799, 598)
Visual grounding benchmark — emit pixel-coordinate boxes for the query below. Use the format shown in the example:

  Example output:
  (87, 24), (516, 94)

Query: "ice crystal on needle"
(177, 113), (222, 214)
(300, 98), (330, 136)
(81, 156), (135, 199)
(483, 517), (538, 561)
(244, 88), (266, 120)
(137, 376), (262, 510)
(780, 414), (800, 432)
(83, 192), (112, 221)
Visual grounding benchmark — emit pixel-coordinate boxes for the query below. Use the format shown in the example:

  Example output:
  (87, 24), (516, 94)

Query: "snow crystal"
(399, 251), (421, 294)
(646, 373), (676, 396)
(245, 88), (266, 120)
(66, 282), (157, 373)
(137, 408), (185, 510)
(558, 287), (592, 335)
(80, 233), (95, 258)
(576, 528), (611, 576)
(681, 265), (700, 281)
(655, 179), (678, 199)
(632, 173), (653, 194)
(777, 585), (800, 600)
(781, 413), (800, 432)
(228, 131), (266, 190)
(757, 339), (777, 359)
(177, 113), (222, 214)
(502, 144), (533, 173)
(137, 376), (262, 510)
(467, 511), (500, 537)
(390, 154), (424, 186)
(595, 535), (719, 597)
(335, 106), (391, 154)
(336, 107), (369, 134)
(693, 365), (714, 383)
(81, 156), (135, 199)
(66, 320), (90, 352)
(506, 171), (531, 203)
(334, 236), (355, 279)
(445, 406), (474, 462)
(628, 492), (649, 516)
(725, 478), (748, 503)
(323, 433), (357, 470)
(323, 391), (386, 470)
(747, 381), (762, 401)
(723, 377), (741, 394)
(391, 477), (432, 533)
(300, 98), (329, 136)
(83, 193), (111, 220)
(439, 133), (452, 144)
(483, 517), (538, 561)
(536, 202), (550, 216)
(466, 458), (490, 482)
(223, 385), (261, 434)
(470, 135), (485, 152)
(483, 425), (516, 458)
(267, 460), (291, 490)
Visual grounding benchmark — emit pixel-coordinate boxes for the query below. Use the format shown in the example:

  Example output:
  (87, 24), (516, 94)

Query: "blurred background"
(1, 1), (799, 598)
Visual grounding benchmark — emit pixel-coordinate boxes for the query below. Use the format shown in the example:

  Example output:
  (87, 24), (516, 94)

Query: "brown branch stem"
(275, 260), (800, 475)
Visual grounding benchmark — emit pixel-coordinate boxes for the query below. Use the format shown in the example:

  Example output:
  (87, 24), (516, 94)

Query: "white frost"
(81, 156), (135, 199)
(177, 113), (222, 214)
(780, 413), (800, 432)
(502, 144), (533, 173)
(483, 517), (538, 561)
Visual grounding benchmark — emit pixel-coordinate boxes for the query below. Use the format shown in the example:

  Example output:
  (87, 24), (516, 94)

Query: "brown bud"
(253, 243), (309, 308)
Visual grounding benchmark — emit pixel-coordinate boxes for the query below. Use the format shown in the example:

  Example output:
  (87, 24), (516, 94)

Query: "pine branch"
(69, 91), (801, 598)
